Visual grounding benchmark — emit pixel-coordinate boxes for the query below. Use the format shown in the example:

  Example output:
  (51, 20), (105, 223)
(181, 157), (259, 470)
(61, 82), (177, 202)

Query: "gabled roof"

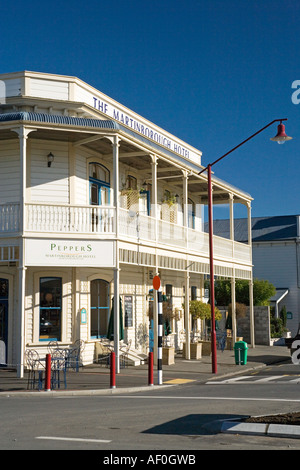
(209, 215), (299, 242)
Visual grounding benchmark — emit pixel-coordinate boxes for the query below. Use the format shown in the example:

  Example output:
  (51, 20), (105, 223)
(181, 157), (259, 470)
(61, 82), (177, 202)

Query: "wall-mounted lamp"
(47, 152), (54, 167)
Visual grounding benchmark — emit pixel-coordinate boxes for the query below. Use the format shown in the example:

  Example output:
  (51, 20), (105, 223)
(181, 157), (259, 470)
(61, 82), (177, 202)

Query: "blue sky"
(1, 0), (299, 219)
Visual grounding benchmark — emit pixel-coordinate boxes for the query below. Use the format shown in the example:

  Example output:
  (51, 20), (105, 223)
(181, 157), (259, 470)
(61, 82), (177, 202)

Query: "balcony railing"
(118, 208), (251, 263)
(26, 203), (115, 234)
(0, 203), (251, 265)
(0, 203), (20, 232)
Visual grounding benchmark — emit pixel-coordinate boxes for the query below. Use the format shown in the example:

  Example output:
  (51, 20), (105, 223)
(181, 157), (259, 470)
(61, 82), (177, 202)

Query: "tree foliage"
(189, 300), (222, 321)
(212, 278), (276, 306)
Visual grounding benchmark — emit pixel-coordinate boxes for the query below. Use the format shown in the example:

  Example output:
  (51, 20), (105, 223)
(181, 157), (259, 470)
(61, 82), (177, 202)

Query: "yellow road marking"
(164, 378), (195, 384)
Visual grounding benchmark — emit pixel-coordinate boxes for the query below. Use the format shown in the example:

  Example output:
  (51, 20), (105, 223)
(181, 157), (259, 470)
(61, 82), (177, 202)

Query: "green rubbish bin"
(234, 341), (248, 365)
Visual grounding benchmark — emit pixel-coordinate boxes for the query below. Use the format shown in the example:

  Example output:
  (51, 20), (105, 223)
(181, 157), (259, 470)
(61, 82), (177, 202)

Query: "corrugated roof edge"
(0, 112), (119, 129)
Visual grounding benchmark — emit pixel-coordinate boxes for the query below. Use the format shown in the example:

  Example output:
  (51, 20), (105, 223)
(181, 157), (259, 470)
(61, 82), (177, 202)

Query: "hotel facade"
(0, 71), (254, 376)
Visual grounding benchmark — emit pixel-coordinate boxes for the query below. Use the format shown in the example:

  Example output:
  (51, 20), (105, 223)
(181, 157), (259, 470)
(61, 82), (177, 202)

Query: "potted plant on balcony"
(162, 190), (177, 207)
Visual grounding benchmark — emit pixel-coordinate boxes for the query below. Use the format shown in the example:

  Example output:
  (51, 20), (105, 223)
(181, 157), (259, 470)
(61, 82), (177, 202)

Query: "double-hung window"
(89, 163), (110, 205)
(188, 198), (195, 229)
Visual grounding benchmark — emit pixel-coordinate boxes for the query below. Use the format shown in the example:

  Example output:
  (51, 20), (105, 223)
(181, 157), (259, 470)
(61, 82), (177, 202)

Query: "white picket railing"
(0, 203), (20, 232)
(25, 203), (115, 234)
(0, 203), (251, 265)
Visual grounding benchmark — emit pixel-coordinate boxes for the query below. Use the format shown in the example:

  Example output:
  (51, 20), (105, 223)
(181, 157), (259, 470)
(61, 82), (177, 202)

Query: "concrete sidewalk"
(0, 344), (292, 396)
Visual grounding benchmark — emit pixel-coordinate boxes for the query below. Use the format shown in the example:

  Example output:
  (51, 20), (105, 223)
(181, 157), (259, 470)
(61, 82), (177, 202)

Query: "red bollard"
(45, 353), (51, 391)
(148, 352), (154, 386)
(110, 352), (116, 389)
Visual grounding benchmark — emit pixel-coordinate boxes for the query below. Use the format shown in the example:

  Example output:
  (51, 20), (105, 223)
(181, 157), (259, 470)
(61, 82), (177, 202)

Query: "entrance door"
(90, 279), (110, 338)
(0, 279), (8, 366)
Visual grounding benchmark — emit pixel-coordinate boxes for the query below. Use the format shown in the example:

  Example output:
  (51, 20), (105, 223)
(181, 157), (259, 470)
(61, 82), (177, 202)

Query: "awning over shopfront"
(270, 288), (289, 318)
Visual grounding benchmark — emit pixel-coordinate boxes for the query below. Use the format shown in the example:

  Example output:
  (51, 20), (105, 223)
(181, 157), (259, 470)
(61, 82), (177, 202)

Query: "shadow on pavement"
(247, 355), (291, 364)
(142, 413), (248, 436)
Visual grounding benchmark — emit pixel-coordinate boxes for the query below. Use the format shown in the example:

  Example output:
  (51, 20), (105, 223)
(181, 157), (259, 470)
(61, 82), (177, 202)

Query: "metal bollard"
(45, 353), (51, 391)
(148, 351), (154, 386)
(110, 352), (116, 389)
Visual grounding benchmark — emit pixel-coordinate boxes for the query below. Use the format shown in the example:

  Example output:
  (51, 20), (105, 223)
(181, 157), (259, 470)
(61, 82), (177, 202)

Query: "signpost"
(153, 276), (163, 385)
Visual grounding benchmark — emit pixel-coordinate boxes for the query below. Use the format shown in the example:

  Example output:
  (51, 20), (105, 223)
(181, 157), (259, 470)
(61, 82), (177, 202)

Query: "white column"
(184, 270), (190, 359)
(18, 252), (26, 378)
(249, 279), (255, 347)
(231, 274), (237, 346)
(15, 127), (32, 378)
(151, 155), (158, 237)
(229, 193), (234, 256)
(183, 170), (188, 230)
(112, 135), (121, 373)
(247, 201), (255, 347)
(247, 201), (252, 247)
(229, 193), (236, 345)
(182, 170), (190, 359)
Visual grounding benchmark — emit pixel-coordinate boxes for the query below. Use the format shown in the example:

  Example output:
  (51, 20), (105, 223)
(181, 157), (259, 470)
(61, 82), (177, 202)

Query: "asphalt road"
(1, 362), (300, 452)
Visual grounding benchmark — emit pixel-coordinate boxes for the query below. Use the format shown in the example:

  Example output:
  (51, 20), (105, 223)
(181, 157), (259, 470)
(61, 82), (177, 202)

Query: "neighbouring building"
(212, 215), (300, 335)
(0, 71), (254, 376)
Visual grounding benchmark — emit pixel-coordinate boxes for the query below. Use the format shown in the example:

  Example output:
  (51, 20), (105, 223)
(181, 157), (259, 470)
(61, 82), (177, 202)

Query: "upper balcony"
(0, 202), (252, 267)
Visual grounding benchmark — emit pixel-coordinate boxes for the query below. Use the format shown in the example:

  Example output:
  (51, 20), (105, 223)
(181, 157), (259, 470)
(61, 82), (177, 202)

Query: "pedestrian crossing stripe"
(164, 378), (196, 384)
(206, 375), (300, 385)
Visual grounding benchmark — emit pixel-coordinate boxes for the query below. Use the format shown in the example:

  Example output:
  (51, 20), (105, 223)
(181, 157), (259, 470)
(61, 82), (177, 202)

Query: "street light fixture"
(199, 119), (292, 374)
(270, 121), (293, 144)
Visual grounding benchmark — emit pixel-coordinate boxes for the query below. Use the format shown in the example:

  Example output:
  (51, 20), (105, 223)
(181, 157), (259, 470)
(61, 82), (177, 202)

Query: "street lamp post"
(199, 119), (292, 374)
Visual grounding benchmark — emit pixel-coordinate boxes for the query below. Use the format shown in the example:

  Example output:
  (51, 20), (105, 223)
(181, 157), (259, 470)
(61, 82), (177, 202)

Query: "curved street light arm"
(199, 119), (288, 176)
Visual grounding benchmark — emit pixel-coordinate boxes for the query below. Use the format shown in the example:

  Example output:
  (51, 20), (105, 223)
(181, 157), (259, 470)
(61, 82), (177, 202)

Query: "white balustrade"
(0, 203), (251, 266)
(25, 204), (115, 234)
(0, 203), (20, 232)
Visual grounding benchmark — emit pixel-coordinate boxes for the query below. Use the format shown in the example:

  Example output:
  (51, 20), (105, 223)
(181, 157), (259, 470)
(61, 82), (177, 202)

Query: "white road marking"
(115, 395), (300, 403)
(287, 377), (300, 383)
(36, 436), (111, 443)
(206, 375), (300, 385)
(254, 375), (284, 383)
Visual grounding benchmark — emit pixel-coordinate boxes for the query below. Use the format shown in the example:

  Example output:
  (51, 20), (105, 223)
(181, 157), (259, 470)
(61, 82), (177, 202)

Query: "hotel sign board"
(25, 239), (115, 267)
(74, 82), (202, 164)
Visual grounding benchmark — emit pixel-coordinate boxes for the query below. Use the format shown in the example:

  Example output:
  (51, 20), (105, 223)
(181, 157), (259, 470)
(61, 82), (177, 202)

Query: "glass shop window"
(90, 279), (110, 338)
(39, 277), (62, 341)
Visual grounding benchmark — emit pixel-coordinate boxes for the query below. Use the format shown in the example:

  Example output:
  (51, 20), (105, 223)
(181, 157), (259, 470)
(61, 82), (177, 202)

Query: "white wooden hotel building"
(0, 71), (253, 376)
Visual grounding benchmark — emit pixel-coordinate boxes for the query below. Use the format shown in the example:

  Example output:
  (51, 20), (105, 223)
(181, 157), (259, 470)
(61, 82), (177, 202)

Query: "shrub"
(270, 317), (285, 338)
(189, 300), (222, 321)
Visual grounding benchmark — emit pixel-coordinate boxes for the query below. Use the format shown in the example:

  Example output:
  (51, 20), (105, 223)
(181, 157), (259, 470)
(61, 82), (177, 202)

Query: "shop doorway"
(0, 279), (8, 366)
(90, 279), (110, 338)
